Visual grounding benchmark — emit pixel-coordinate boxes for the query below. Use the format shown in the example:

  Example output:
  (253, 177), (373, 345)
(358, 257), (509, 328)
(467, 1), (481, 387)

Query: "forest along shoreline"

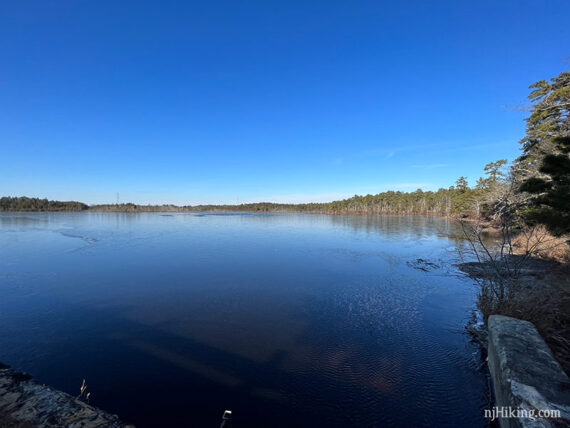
(1, 69), (570, 425)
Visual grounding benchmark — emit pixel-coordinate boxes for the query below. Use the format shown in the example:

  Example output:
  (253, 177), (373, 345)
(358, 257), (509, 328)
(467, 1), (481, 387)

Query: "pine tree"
(520, 136), (570, 235)
(515, 70), (570, 181)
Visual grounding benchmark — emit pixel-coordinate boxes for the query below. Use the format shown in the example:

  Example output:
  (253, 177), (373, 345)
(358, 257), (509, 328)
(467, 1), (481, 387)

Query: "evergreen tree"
(455, 177), (469, 192)
(520, 136), (570, 235)
(515, 70), (570, 181)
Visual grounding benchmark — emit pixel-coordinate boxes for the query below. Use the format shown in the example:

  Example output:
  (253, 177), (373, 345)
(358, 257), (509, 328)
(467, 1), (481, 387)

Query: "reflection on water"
(0, 213), (487, 427)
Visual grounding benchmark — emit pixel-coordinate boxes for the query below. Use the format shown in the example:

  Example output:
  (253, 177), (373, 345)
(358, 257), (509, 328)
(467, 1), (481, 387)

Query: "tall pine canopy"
(516, 71), (570, 177)
(518, 70), (570, 235)
(520, 136), (570, 235)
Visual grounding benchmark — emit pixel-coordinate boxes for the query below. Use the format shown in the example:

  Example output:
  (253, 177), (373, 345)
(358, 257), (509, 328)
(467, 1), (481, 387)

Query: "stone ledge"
(487, 315), (570, 428)
(0, 362), (133, 427)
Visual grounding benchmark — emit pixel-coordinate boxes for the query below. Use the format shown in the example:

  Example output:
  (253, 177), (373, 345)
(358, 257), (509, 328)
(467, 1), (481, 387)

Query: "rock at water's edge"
(0, 363), (133, 427)
(487, 315), (570, 428)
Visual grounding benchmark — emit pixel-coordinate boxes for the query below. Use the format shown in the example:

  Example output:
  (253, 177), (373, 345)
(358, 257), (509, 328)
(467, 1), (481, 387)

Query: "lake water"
(0, 212), (490, 427)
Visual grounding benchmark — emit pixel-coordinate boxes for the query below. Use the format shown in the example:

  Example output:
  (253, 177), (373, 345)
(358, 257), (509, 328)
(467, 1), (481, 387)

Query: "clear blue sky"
(1, 1), (569, 205)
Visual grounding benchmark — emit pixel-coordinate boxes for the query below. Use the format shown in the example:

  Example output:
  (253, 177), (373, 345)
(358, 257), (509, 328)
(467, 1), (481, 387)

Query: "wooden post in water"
(220, 410), (232, 428)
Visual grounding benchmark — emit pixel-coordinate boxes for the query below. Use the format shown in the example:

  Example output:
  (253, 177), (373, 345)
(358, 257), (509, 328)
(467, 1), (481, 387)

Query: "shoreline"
(0, 362), (132, 427)
(458, 256), (570, 376)
(2, 209), (469, 219)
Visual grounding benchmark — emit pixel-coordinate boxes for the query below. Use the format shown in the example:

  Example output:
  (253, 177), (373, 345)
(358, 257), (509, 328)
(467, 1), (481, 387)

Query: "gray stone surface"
(487, 315), (570, 428)
(0, 362), (133, 427)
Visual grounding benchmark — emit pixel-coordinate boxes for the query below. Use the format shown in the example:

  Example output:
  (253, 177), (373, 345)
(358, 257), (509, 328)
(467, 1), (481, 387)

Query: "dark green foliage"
(516, 71), (570, 172)
(520, 137), (570, 235)
(0, 197), (88, 212)
(91, 187), (479, 216)
(455, 177), (469, 192)
(515, 70), (569, 234)
(1, 163), (497, 218)
(483, 160), (507, 183)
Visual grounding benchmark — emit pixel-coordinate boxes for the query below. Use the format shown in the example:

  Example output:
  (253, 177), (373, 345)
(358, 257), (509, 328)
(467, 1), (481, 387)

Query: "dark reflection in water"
(0, 213), (487, 427)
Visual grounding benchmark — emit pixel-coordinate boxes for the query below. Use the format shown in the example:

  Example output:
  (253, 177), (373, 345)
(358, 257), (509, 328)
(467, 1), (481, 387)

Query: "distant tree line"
(80, 159), (519, 218)
(2, 70), (568, 235)
(0, 196), (88, 212)
(0, 180), (504, 217)
(88, 203), (185, 213)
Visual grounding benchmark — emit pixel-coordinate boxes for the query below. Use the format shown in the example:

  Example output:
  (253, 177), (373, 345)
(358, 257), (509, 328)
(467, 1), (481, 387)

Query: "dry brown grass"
(496, 263), (570, 376)
(459, 221), (570, 374)
(512, 225), (570, 263)
(467, 256), (570, 376)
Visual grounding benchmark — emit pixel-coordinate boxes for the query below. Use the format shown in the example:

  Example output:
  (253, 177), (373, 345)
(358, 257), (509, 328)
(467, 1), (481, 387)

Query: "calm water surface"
(0, 213), (489, 427)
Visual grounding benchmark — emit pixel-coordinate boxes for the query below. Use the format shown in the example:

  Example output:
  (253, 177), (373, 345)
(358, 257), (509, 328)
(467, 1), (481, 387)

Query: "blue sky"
(1, 1), (569, 205)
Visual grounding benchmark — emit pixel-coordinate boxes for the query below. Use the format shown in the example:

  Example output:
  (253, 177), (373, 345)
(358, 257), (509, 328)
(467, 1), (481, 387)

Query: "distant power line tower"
(116, 192), (119, 205)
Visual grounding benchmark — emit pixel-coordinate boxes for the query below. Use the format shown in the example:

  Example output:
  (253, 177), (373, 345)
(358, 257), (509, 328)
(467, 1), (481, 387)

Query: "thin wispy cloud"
(411, 163), (448, 169)
(331, 157), (344, 166)
(333, 141), (514, 165)
(357, 144), (431, 159)
(365, 182), (434, 191)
